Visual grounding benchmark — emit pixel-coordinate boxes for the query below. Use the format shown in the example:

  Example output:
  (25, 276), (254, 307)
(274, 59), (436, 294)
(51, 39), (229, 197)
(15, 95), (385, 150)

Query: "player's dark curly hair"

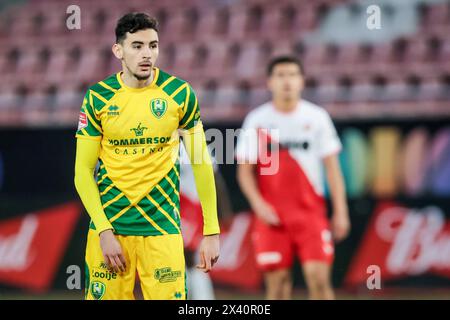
(267, 55), (304, 76)
(115, 12), (159, 43)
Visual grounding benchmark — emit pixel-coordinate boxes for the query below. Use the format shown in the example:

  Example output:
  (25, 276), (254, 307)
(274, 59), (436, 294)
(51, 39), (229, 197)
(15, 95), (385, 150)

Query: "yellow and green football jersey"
(75, 68), (201, 236)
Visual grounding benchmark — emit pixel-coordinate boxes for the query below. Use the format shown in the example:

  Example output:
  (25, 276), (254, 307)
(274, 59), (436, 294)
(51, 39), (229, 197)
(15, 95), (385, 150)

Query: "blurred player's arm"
(74, 138), (126, 272)
(320, 110), (350, 243)
(323, 154), (350, 242)
(237, 163), (280, 226)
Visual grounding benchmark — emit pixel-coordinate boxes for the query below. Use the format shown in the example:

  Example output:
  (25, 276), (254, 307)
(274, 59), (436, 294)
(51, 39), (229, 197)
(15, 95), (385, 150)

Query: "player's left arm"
(320, 111), (350, 242)
(180, 84), (220, 273)
(323, 154), (350, 242)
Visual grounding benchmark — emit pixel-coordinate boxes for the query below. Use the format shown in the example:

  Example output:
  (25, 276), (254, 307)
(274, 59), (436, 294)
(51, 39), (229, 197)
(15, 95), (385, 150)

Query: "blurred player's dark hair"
(115, 12), (159, 43)
(267, 55), (304, 76)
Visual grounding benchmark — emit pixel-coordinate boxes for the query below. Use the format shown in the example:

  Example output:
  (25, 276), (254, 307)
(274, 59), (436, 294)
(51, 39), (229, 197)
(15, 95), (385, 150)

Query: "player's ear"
(112, 43), (123, 60)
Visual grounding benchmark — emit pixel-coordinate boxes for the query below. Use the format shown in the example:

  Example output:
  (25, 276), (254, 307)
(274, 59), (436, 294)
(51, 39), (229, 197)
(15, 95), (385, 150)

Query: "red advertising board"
(210, 212), (263, 290)
(0, 202), (80, 292)
(345, 202), (450, 286)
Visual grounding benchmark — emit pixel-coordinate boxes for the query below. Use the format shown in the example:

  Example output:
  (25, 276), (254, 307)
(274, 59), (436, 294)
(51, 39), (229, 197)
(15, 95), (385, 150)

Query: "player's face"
(268, 63), (304, 101)
(113, 28), (159, 81)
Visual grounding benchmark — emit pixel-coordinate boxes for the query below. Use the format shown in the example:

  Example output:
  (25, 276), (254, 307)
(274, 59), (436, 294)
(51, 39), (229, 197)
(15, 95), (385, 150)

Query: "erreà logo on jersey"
(150, 98), (167, 119)
(107, 105), (120, 116)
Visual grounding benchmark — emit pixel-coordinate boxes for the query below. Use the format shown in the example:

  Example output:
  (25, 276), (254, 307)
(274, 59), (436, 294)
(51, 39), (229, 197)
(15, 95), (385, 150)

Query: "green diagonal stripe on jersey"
(172, 85), (188, 105)
(112, 206), (165, 236)
(90, 92), (109, 112)
(102, 193), (130, 213)
(83, 94), (102, 128)
(100, 183), (124, 203)
(155, 172), (180, 210)
(149, 187), (181, 228)
(97, 160), (107, 174)
(149, 181), (178, 216)
(166, 165), (180, 186)
(102, 74), (122, 91)
(161, 77), (185, 101)
(137, 195), (180, 234)
(155, 69), (172, 87)
(82, 122), (102, 136)
(97, 166), (107, 180)
(156, 184), (180, 215)
(97, 174), (113, 192)
(90, 84), (115, 102)
(180, 89), (198, 126)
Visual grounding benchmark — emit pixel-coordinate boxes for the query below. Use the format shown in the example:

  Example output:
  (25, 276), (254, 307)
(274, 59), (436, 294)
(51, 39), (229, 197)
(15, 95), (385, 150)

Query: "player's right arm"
(237, 163), (280, 226)
(74, 139), (126, 273)
(74, 138), (112, 233)
(236, 115), (280, 226)
(74, 90), (126, 273)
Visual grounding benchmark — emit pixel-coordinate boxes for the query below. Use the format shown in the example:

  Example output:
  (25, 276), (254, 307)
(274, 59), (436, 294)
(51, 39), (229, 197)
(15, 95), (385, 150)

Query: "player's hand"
(251, 199), (280, 226)
(99, 229), (127, 273)
(196, 234), (220, 273)
(331, 211), (350, 242)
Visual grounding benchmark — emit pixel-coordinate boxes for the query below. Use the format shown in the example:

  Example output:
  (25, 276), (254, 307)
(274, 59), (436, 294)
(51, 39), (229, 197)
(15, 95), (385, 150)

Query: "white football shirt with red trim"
(235, 99), (342, 222)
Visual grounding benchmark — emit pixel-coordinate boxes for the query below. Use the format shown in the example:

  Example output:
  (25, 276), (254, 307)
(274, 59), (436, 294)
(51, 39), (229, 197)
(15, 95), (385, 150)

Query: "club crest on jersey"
(90, 281), (106, 300)
(150, 98), (167, 119)
(78, 111), (88, 131)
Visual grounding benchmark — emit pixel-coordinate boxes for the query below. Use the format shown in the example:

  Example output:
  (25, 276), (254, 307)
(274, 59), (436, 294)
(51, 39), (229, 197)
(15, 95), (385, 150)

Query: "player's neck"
(272, 98), (299, 113)
(120, 69), (154, 89)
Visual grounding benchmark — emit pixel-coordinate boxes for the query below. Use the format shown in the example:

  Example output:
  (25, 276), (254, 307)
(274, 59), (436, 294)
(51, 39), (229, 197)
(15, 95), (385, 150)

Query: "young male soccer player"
(236, 56), (350, 300)
(74, 13), (220, 300)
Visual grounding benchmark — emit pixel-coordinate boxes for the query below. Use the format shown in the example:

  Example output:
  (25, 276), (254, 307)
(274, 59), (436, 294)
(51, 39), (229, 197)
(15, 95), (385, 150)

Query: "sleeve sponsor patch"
(78, 112), (88, 131)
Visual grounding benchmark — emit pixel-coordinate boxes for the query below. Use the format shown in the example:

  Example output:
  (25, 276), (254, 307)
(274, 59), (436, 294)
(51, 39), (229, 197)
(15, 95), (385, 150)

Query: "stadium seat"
(212, 7), (231, 37)
(438, 38), (450, 66)
(0, 0), (449, 125)
(348, 77), (374, 103)
(405, 38), (429, 63)
(315, 78), (340, 104)
(418, 78), (443, 102)
(202, 42), (229, 79)
(226, 5), (248, 41)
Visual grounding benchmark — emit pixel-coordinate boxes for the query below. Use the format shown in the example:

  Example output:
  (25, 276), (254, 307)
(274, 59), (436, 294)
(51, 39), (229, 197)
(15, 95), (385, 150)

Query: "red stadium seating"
(0, 0), (448, 124)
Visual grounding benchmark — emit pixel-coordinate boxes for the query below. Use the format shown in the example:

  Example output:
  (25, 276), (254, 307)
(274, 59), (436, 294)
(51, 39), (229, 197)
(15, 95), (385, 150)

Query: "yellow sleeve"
(74, 138), (113, 234)
(181, 121), (220, 235)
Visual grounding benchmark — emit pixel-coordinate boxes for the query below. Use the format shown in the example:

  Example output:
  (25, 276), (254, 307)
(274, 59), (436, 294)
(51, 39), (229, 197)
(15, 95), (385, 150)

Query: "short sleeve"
(179, 84), (201, 130)
(318, 111), (342, 158)
(75, 90), (102, 140)
(235, 113), (259, 163)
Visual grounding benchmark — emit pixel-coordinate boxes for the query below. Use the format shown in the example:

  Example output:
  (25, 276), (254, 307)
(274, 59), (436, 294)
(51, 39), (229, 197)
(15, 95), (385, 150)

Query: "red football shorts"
(252, 215), (334, 271)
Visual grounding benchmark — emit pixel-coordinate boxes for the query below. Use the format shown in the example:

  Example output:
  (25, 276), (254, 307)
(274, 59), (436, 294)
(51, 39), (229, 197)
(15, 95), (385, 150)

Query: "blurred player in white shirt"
(236, 56), (350, 300)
